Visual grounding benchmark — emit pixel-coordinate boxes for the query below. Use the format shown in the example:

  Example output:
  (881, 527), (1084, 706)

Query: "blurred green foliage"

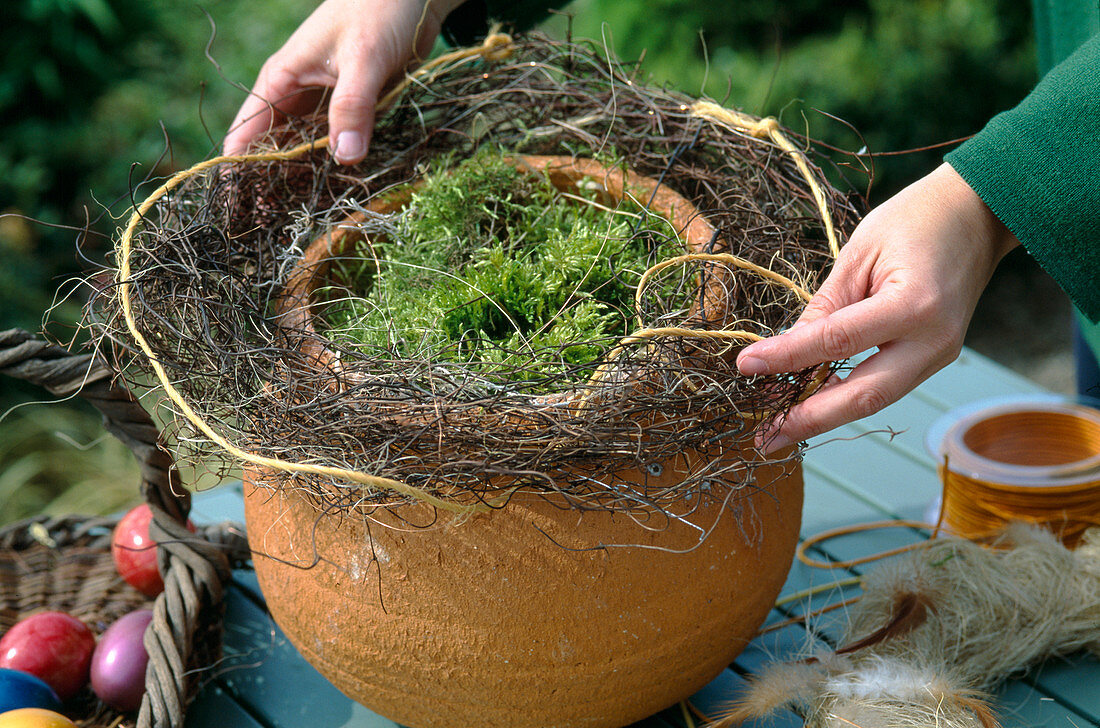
(548, 0), (1036, 199)
(0, 402), (143, 522)
(0, 0), (307, 335)
(0, 0), (1040, 521)
(0, 0), (305, 521)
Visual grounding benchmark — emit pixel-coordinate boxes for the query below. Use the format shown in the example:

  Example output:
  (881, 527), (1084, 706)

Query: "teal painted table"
(183, 348), (1100, 728)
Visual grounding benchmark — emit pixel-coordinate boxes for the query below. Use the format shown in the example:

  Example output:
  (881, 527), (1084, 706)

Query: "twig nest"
(99, 33), (857, 513)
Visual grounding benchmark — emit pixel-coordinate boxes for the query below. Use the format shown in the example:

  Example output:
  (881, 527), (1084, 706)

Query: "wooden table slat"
(184, 682), (270, 728)
(1024, 657), (1100, 719)
(804, 431), (943, 522)
(914, 350), (1044, 408)
(216, 587), (402, 728)
(800, 463), (897, 529)
(997, 680), (1100, 728)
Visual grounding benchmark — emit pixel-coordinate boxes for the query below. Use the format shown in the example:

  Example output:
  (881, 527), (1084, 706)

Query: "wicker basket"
(0, 329), (250, 728)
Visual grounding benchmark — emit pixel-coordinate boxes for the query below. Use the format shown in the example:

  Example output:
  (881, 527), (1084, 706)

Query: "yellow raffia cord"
(584, 224), (808, 401)
(600, 104), (844, 404)
(618, 326), (764, 346)
(689, 100), (840, 259)
(586, 105), (841, 403)
(635, 253), (813, 309)
(579, 253), (815, 406)
(116, 34), (516, 513)
(582, 327), (764, 408)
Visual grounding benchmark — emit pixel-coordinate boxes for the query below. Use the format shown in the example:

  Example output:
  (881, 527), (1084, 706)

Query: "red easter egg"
(111, 505), (162, 596)
(111, 506), (194, 597)
(0, 613), (95, 700)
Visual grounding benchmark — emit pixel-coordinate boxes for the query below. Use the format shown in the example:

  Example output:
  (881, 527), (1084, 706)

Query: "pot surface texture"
(244, 455), (803, 728)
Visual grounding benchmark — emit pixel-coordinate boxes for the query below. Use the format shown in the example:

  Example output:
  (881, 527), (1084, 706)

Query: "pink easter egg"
(89, 610), (153, 712)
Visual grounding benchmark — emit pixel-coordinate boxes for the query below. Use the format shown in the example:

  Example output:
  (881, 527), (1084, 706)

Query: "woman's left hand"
(736, 163), (1020, 452)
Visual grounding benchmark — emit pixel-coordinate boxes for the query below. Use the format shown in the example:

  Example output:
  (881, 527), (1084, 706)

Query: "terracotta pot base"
(245, 453), (802, 728)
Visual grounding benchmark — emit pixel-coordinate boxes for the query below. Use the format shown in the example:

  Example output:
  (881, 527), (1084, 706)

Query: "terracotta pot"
(245, 156), (804, 727)
(246, 460), (801, 728)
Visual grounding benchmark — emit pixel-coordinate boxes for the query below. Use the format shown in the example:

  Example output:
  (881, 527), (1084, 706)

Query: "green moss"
(320, 151), (682, 384)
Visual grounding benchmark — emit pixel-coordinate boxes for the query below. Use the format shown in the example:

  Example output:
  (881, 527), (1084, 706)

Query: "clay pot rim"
(275, 154), (732, 414)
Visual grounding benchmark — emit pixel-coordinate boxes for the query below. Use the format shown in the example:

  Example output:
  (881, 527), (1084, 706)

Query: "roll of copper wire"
(937, 401), (1100, 548)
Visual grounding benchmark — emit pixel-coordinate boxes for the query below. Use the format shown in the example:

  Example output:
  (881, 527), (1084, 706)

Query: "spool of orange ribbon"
(932, 398), (1100, 548)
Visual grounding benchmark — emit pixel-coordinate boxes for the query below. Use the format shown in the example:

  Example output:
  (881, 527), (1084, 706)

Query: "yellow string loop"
(635, 252), (813, 309)
(689, 100), (840, 259)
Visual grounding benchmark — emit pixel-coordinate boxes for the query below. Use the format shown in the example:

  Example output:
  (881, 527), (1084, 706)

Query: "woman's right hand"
(223, 0), (466, 164)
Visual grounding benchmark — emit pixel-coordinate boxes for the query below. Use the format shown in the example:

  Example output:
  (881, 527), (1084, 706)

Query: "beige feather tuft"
(713, 525), (1100, 728)
(709, 661), (827, 726)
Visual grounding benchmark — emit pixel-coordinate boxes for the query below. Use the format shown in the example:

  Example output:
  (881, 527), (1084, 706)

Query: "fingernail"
(333, 131), (365, 164)
(737, 355), (767, 376)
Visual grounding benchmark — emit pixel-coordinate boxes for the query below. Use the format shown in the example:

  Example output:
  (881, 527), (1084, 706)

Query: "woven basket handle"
(0, 329), (248, 728)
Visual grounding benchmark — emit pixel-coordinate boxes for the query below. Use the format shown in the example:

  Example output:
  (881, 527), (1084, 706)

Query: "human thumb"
(329, 66), (385, 165)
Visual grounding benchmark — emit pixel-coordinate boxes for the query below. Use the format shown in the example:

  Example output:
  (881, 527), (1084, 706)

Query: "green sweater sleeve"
(945, 33), (1100, 321)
